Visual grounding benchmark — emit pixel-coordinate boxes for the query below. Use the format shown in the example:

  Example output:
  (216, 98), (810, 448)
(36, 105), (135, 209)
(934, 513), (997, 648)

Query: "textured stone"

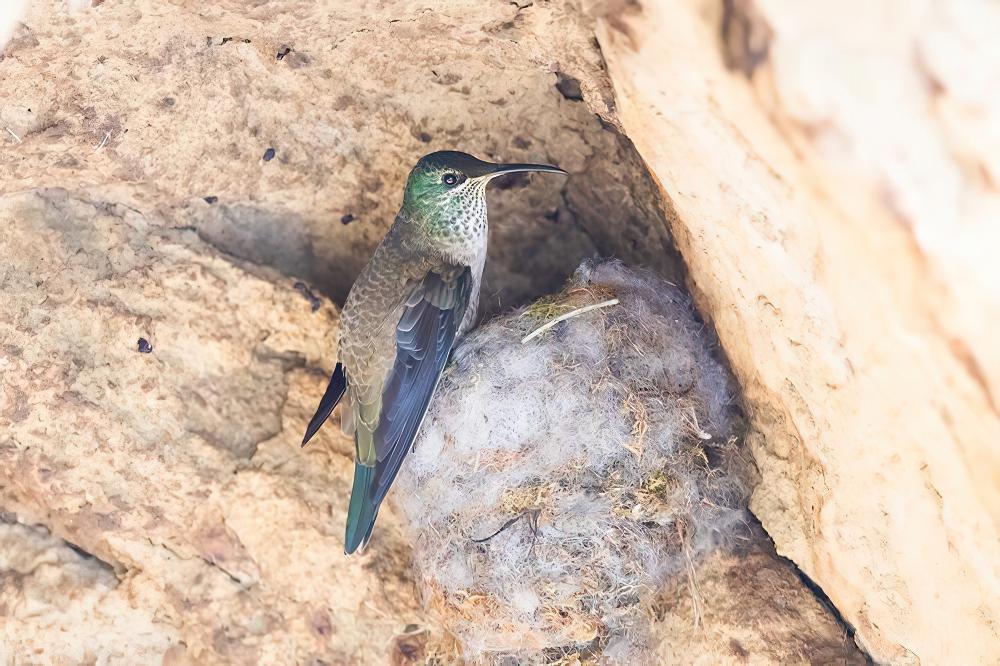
(0, 187), (428, 664)
(0, 519), (174, 665)
(0, 0), (681, 313)
(652, 539), (864, 665)
(598, 0), (1000, 662)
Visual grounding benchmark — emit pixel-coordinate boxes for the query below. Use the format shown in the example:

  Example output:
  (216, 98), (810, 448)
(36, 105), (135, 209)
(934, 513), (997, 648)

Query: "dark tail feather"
(345, 462), (381, 554)
(301, 363), (346, 447)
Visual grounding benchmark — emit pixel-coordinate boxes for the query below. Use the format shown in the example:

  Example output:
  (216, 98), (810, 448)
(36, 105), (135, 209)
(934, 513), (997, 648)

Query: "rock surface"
(0, 519), (174, 664)
(0, 188), (428, 664)
(652, 539), (863, 665)
(0, 0), (681, 313)
(598, 0), (1000, 663)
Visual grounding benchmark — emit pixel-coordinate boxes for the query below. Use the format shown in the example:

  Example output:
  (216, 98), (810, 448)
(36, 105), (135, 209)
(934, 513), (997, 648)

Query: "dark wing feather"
(344, 267), (472, 552)
(300, 363), (346, 447)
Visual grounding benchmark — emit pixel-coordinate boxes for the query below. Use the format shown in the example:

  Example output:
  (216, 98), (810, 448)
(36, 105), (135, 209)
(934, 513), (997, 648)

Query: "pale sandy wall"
(597, 1), (1000, 662)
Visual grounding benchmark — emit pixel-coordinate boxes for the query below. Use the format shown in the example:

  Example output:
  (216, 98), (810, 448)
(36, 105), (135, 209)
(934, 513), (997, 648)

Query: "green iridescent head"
(401, 151), (566, 222)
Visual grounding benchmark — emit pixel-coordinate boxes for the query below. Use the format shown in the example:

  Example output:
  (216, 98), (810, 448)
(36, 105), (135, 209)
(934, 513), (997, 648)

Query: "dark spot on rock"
(137, 338), (153, 354)
(3, 386), (29, 423)
(597, 116), (619, 132)
(263, 147), (276, 161)
(432, 71), (461, 86)
(332, 95), (353, 110)
(418, 132), (432, 143)
(340, 213), (354, 225)
(293, 282), (322, 312)
(286, 51), (312, 68)
(277, 46), (292, 60)
(203, 195), (218, 204)
(161, 97), (175, 108)
(211, 627), (231, 655)
(721, 0), (773, 78)
(215, 37), (251, 46)
(512, 135), (531, 149)
(66, 542), (96, 561)
(311, 610), (332, 637)
(544, 208), (560, 222)
(555, 73), (583, 101)
(96, 512), (121, 530)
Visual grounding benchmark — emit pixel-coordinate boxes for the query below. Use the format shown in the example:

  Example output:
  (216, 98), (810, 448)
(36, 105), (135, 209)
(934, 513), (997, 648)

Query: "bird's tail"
(344, 462), (380, 554)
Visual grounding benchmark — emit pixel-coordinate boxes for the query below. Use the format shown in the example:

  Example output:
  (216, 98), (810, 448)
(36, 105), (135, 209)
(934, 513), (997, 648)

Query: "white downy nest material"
(394, 260), (751, 662)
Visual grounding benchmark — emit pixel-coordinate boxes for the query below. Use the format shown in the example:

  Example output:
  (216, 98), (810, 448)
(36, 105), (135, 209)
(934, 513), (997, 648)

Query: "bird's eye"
(442, 173), (459, 186)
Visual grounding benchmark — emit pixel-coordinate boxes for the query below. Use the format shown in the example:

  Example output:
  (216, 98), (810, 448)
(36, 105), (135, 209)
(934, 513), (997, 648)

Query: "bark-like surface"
(598, 1), (1000, 662)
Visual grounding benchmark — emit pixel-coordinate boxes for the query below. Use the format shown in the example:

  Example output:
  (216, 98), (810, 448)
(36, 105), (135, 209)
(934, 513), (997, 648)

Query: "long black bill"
(488, 163), (567, 178)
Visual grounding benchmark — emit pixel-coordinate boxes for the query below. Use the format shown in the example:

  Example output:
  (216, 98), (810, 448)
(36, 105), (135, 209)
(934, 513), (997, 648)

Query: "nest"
(394, 260), (751, 662)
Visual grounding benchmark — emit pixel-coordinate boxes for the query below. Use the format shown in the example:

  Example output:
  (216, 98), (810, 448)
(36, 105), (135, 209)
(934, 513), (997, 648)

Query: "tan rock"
(0, 187), (429, 664)
(653, 540), (864, 665)
(0, 518), (175, 664)
(0, 0), (681, 312)
(598, 1), (1000, 662)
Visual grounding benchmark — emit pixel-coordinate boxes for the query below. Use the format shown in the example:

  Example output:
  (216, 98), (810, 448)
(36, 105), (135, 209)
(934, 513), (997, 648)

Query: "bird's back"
(301, 149), (564, 553)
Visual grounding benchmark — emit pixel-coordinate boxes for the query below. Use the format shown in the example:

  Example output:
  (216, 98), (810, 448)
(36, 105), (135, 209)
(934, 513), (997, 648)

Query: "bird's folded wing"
(364, 266), (473, 505)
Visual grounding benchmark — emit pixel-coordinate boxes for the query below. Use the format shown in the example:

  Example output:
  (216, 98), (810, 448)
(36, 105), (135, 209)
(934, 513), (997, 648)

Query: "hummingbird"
(301, 150), (567, 554)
